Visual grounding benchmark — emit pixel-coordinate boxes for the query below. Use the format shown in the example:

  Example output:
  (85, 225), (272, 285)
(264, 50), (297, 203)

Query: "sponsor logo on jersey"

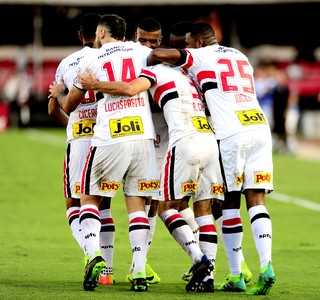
(100, 181), (121, 192)
(72, 119), (96, 138)
(138, 180), (159, 192)
(236, 109), (268, 126)
(109, 116), (144, 138)
(254, 172), (271, 184)
(192, 116), (213, 133)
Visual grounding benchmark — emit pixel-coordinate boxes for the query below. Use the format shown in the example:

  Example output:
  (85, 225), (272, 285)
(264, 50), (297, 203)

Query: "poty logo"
(236, 173), (244, 185)
(182, 182), (197, 193)
(138, 180), (159, 192)
(211, 184), (224, 194)
(74, 183), (81, 195)
(255, 172), (271, 184)
(100, 181), (121, 192)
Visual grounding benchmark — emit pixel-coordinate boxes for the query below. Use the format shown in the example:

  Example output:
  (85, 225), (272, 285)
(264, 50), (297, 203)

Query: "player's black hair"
(99, 14), (127, 40)
(79, 13), (101, 40)
(137, 18), (162, 32)
(190, 22), (215, 39)
(170, 21), (194, 36)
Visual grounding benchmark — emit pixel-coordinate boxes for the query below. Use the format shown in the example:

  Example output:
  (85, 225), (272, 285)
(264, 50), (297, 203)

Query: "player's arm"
(49, 79), (85, 114)
(57, 86), (85, 114)
(48, 97), (69, 127)
(78, 68), (151, 96)
(147, 48), (187, 67)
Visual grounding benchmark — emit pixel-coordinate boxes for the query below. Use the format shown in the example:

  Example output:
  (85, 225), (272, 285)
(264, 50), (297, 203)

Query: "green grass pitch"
(0, 128), (319, 299)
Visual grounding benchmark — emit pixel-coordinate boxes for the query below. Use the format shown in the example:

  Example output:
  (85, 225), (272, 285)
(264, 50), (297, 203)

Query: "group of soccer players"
(48, 12), (276, 295)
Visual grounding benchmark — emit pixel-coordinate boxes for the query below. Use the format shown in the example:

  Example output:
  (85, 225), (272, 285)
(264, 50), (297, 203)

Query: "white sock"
(180, 207), (200, 244)
(248, 205), (272, 268)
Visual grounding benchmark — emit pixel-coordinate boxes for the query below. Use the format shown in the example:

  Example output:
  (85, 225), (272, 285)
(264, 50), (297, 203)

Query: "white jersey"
(74, 41), (155, 146)
(140, 64), (212, 148)
(55, 46), (98, 143)
(180, 45), (271, 140)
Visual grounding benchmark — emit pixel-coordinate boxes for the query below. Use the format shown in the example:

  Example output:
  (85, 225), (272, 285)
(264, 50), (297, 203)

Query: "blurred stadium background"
(0, 0), (319, 139)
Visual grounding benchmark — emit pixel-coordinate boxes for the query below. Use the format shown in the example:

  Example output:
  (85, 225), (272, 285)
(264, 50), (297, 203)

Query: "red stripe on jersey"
(165, 213), (181, 227)
(101, 217), (114, 225)
(197, 70), (216, 85)
(163, 150), (172, 200)
(200, 224), (217, 233)
(223, 217), (242, 226)
(130, 217), (149, 224)
(181, 50), (193, 69)
(153, 81), (176, 104)
(140, 69), (157, 86)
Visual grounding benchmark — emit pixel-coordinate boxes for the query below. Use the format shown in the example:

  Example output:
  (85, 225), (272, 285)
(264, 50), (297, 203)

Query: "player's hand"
(48, 80), (65, 99)
(78, 68), (97, 90)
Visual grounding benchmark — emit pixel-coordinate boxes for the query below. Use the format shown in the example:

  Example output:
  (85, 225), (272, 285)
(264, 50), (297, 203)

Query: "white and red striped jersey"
(180, 45), (270, 140)
(74, 41), (155, 146)
(55, 46), (98, 143)
(140, 64), (213, 148)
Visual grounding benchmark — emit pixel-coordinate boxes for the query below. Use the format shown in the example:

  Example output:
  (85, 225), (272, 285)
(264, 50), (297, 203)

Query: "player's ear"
(198, 38), (204, 48)
(78, 30), (83, 42)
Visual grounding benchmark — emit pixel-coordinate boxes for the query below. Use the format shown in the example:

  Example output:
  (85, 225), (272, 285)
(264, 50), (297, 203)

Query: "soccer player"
(77, 60), (225, 293)
(48, 13), (115, 286)
(147, 21), (276, 296)
(126, 17), (163, 285)
(168, 20), (252, 285)
(135, 17), (163, 49)
(52, 14), (158, 292)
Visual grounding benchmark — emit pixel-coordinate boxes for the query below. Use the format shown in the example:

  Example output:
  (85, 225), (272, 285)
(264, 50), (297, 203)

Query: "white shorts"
(152, 112), (169, 171)
(81, 139), (158, 198)
(158, 133), (224, 202)
(219, 129), (274, 193)
(63, 139), (91, 199)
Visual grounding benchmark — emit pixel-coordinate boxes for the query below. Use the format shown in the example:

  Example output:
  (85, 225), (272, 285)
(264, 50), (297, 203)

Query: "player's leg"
(98, 196), (115, 285)
(212, 199), (252, 283)
(217, 191), (246, 292)
(80, 194), (106, 291)
(193, 199), (217, 292)
(126, 195), (150, 292)
(245, 189), (275, 295)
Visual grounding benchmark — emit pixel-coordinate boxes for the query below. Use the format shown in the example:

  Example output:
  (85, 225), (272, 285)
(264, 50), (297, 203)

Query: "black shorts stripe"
(65, 143), (72, 197)
(217, 140), (228, 192)
(202, 82), (218, 94)
(167, 219), (187, 234)
(84, 147), (96, 195)
(199, 234), (218, 244)
(169, 147), (176, 200)
(129, 224), (150, 232)
(161, 91), (179, 109)
(251, 212), (270, 224)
